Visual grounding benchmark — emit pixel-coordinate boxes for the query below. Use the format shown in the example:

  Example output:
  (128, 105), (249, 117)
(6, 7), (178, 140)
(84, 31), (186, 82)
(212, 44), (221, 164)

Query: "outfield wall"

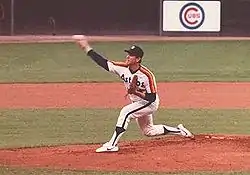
(0, 0), (250, 36)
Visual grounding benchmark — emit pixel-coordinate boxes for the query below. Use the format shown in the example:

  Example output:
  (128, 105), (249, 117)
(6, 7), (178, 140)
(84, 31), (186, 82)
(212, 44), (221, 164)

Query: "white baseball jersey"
(107, 61), (159, 103)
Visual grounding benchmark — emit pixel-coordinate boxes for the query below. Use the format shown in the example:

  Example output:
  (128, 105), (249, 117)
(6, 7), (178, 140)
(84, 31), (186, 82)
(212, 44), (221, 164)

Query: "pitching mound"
(0, 134), (249, 173)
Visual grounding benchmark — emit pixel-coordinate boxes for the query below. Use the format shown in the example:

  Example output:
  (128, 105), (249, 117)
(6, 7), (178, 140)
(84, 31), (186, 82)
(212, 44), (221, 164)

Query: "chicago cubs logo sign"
(179, 2), (205, 30)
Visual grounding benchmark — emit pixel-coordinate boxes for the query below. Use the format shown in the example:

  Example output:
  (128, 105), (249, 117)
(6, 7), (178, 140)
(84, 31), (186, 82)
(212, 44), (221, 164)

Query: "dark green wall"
(0, 0), (250, 36)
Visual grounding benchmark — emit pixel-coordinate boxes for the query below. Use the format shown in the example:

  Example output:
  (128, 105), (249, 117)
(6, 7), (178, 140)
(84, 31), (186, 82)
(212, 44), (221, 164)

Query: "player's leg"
(136, 115), (193, 137)
(136, 114), (181, 136)
(96, 101), (151, 152)
(109, 101), (152, 146)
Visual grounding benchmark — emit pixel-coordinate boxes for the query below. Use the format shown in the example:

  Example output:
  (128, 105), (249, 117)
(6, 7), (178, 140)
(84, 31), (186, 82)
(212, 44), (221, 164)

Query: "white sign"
(163, 1), (221, 32)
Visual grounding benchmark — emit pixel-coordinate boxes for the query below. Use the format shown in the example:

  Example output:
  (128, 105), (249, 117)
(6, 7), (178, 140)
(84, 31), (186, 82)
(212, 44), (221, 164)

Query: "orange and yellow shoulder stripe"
(140, 66), (157, 93)
(111, 61), (128, 67)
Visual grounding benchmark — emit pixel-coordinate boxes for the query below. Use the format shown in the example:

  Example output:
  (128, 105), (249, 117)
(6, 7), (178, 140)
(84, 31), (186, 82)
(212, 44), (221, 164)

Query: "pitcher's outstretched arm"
(87, 49), (109, 71)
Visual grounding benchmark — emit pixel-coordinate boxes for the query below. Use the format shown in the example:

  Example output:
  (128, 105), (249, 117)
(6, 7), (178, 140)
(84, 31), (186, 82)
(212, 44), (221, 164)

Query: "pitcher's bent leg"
(108, 101), (152, 146)
(137, 115), (182, 137)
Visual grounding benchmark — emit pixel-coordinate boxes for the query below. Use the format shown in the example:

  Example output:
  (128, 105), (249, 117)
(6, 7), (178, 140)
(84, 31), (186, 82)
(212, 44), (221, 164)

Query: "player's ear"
(136, 57), (142, 63)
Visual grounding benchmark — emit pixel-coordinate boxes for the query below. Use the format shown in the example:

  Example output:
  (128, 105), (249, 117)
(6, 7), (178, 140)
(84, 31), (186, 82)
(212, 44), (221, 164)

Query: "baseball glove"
(127, 75), (138, 94)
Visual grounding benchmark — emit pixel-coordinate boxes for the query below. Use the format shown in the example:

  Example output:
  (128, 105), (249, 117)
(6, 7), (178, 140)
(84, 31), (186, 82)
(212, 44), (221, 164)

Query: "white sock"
(108, 127), (125, 146)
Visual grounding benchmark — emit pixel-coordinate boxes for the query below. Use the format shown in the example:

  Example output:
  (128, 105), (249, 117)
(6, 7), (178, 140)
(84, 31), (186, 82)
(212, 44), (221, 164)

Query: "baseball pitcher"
(75, 36), (194, 153)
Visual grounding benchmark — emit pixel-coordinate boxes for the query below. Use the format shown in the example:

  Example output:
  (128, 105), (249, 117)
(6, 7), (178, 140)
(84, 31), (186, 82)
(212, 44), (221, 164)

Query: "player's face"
(125, 55), (140, 65)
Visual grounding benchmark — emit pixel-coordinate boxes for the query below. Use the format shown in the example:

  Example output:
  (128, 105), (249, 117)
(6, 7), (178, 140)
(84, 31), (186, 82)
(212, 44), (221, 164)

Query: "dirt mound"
(0, 134), (249, 173)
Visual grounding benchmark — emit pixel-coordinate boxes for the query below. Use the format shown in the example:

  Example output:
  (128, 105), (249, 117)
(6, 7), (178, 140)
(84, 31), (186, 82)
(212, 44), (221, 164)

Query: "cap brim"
(125, 49), (136, 56)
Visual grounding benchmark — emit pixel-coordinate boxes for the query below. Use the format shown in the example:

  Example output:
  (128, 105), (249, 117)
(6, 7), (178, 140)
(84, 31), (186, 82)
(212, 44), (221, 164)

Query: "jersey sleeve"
(145, 75), (157, 93)
(140, 67), (157, 93)
(107, 61), (128, 75)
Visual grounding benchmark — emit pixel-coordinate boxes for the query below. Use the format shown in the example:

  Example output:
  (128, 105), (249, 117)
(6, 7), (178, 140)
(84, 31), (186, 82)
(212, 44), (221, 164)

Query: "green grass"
(0, 109), (249, 149)
(0, 167), (248, 175)
(0, 109), (249, 174)
(1, 41), (250, 82)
